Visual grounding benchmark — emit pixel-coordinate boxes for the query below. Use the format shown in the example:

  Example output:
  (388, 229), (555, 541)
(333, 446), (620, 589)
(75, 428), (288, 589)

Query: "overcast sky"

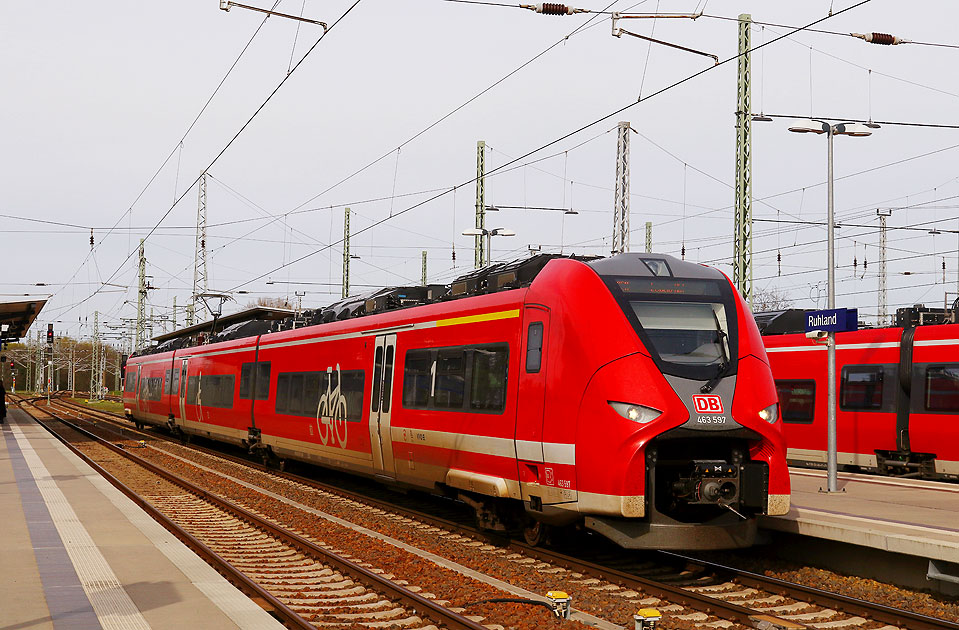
(3, 0), (958, 346)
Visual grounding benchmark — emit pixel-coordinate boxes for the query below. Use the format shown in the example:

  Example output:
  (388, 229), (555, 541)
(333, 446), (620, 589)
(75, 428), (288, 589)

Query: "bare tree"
(752, 286), (794, 312)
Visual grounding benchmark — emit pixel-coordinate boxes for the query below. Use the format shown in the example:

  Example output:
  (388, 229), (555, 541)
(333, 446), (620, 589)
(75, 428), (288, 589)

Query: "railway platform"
(761, 467), (959, 594)
(0, 406), (284, 630)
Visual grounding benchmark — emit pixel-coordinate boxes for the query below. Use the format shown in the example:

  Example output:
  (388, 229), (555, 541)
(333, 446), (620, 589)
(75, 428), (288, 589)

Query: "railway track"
(23, 395), (959, 630)
(14, 396), (494, 630)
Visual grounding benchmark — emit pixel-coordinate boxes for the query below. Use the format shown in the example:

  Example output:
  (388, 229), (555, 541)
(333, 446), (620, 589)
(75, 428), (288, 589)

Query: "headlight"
(608, 401), (661, 424)
(758, 402), (779, 424)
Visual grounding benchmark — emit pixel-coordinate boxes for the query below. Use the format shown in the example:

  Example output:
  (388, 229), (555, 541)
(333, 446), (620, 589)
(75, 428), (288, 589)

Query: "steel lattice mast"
(474, 140), (486, 268)
(189, 172), (208, 326)
(877, 208), (892, 325)
(733, 14), (753, 306)
(342, 207), (351, 298)
(135, 239), (147, 351)
(90, 311), (102, 401)
(613, 121), (631, 254)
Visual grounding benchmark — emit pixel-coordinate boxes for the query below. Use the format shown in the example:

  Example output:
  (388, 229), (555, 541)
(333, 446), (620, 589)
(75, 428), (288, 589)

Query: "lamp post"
(462, 227), (516, 267)
(788, 120), (873, 493)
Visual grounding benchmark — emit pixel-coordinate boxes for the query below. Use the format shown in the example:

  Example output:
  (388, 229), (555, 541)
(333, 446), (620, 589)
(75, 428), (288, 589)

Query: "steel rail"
(509, 542), (801, 629)
(17, 398), (490, 630)
(54, 395), (959, 630)
(14, 397), (314, 630)
(659, 550), (959, 630)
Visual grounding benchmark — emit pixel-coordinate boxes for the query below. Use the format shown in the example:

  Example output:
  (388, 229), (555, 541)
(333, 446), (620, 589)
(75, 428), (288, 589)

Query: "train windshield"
(628, 301), (729, 367)
(603, 275), (739, 380)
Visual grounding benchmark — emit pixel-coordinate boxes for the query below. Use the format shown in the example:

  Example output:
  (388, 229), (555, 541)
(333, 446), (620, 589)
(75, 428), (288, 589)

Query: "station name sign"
(804, 308), (858, 333)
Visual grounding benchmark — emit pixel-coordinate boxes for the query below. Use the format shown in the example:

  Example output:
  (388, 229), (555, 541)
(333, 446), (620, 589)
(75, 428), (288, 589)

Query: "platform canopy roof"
(0, 299), (46, 344)
(151, 306), (294, 344)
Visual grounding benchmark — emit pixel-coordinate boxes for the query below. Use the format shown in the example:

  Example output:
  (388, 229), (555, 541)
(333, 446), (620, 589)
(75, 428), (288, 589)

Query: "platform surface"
(762, 467), (959, 563)
(0, 406), (284, 630)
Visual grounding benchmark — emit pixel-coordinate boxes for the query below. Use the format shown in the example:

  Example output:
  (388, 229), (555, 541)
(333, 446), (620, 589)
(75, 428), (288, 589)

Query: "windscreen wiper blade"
(701, 311), (730, 393)
(700, 361), (728, 393)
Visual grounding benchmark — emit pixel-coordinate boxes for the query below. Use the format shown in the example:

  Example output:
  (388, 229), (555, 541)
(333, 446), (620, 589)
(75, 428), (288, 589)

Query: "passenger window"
(304, 372), (322, 414)
(925, 364), (959, 412)
(470, 346), (509, 411)
(239, 363), (254, 399)
(339, 371), (366, 421)
(434, 349), (466, 409)
(402, 350), (432, 409)
(289, 374), (305, 415)
(382, 346), (395, 413)
(198, 374), (235, 408)
(372, 346), (383, 413)
(840, 366), (885, 411)
(255, 363), (271, 400)
(187, 376), (200, 405)
(275, 369), (364, 420)
(276, 374), (290, 414)
(171, 368), (180, 397)
(526, 322), (544, 373)
(775, 380), (816, 423)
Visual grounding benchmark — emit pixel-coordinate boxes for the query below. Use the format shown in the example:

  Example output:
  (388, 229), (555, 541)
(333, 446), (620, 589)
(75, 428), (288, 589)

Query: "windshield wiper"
(700, 311), (731, 394)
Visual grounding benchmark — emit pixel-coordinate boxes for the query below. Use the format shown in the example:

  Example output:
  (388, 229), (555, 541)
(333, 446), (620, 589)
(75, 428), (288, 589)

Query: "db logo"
(692, 394), (724, 414)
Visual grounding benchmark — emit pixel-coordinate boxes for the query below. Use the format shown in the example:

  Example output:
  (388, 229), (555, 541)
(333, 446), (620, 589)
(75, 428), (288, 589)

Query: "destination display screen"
(614, 277), (721, 297)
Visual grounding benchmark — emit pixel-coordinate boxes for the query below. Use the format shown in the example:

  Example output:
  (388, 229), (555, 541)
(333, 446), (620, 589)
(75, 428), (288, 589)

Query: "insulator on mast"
(851, 32), (908, 45)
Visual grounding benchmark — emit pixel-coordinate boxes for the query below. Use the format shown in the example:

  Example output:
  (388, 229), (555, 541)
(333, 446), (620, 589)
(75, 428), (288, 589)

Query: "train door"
(515, 306), (550, 504)
(178, 358), (188, 424)
(370, 334), (397, 477)
(135, 365), (143, 415)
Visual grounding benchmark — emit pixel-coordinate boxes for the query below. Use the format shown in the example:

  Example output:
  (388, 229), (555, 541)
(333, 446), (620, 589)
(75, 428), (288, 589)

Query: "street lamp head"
(491, 228), (516, 237)
(461, 228), (484, 237)
(751, 114), (773, 122)
(485, 206), (500, 212)
(564, 209), (579, 215)
(833, 122), (872, 137)
(788, 123), (827, 134)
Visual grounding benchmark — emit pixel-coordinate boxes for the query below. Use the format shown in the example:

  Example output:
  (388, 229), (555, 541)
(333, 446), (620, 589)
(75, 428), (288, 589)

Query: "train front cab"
(522, 255), (789, 550)
(123, 352), (176, 429)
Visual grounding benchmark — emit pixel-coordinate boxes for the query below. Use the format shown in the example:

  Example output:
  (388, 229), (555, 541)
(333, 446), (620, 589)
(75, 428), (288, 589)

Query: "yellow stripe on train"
(435, 309), (520, 328)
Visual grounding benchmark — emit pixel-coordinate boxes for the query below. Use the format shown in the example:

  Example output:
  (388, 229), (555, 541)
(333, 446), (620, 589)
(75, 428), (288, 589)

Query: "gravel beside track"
(33, 395), (959, 629)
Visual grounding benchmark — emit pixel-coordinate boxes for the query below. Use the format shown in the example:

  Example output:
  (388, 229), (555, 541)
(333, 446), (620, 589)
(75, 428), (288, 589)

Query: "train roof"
(588, 252), (723, 280)
(132, 252), (719, 358)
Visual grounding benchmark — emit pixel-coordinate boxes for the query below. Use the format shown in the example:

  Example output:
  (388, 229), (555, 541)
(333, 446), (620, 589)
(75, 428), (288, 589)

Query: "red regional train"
(124, 253), (790, 549)
(761, 309), (959, 479)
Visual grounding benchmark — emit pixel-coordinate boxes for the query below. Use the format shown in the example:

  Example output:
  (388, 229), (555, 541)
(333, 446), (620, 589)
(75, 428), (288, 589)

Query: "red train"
(124, 253), (790, 549)
(762, 311), (959, 479)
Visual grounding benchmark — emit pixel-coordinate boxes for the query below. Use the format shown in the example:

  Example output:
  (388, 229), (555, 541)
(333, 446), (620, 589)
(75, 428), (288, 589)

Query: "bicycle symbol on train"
(316, 364), (348, 448)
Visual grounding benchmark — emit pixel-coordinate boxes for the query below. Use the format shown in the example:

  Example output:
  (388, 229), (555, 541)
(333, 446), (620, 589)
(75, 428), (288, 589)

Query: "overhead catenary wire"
(699, 13), (959, 50)
(46, 0), (365, 321)
(43, 1), (283, 320)
(222, 0), (876, 294)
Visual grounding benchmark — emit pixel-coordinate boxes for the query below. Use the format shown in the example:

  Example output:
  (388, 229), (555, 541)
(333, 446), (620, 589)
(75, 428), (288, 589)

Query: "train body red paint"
(764, 322), (959, 478)
(124, 254), (790, 549)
